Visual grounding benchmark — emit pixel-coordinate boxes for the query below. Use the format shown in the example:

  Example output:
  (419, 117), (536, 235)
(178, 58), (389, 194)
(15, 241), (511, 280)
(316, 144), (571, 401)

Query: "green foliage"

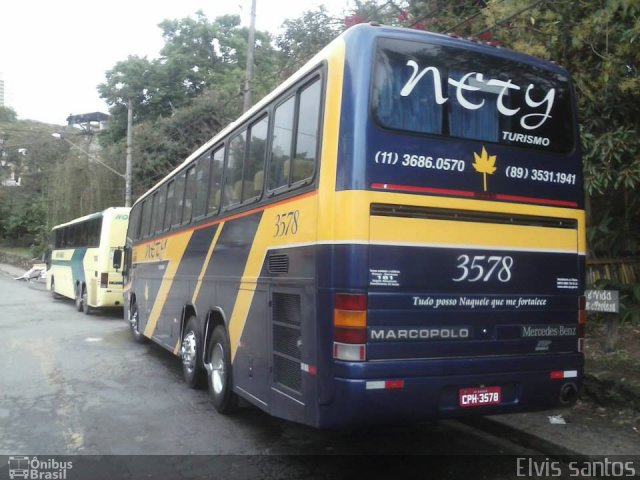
(475, 0), (640, 259)
(0, 107), (17, 123)
(98, 12), (279, 147)
(277, 6), (344, 76)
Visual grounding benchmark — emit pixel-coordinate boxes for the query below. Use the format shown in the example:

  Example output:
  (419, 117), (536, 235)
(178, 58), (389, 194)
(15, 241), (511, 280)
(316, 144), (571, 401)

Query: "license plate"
(459, 386), (501, 408)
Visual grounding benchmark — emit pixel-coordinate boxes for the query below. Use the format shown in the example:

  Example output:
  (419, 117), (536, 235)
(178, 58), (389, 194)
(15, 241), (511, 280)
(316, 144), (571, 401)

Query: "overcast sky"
(0, 0), (349, 125)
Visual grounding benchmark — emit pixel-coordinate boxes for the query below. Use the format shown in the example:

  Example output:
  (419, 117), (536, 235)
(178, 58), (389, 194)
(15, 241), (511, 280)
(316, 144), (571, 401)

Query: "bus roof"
(52, 207), (130, 231)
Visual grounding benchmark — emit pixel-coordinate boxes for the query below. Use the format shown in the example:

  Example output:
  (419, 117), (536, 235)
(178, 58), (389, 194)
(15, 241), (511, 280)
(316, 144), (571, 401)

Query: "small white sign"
(585, 289), (619, 313)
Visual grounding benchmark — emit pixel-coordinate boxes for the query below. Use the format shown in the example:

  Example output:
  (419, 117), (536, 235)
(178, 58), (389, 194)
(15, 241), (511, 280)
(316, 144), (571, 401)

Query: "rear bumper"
(315, 354), (583, 428)
(93, 290), (125, 308)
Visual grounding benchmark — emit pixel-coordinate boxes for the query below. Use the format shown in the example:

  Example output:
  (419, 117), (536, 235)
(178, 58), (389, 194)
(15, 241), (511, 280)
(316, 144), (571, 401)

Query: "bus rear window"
(372, 38), (575, 153)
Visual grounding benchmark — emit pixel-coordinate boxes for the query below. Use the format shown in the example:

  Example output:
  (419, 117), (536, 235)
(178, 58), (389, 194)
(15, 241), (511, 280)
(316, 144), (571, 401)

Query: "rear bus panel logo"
(369, 327), (472, 341)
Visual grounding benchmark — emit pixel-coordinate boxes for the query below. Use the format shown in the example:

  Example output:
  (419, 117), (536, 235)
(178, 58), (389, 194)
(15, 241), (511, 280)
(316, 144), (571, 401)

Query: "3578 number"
(274, 210), (299, 237)
(453, 255), (514, 283)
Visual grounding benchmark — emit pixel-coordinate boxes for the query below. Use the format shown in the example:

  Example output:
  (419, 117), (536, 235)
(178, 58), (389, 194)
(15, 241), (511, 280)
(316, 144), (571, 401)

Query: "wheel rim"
(77, 286), (83, 309)
(181, 331), (197, 374)
(129, 307), (139, 333)
(211, 343), (225, 395)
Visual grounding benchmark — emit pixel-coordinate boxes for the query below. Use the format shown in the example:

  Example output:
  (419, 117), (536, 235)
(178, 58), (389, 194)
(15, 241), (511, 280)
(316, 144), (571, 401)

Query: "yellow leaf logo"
(472, 146), (497, 192)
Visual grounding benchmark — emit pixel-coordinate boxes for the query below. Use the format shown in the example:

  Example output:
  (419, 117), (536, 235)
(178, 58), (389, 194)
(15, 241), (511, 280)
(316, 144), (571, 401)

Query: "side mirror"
(113, 249), (123, 271)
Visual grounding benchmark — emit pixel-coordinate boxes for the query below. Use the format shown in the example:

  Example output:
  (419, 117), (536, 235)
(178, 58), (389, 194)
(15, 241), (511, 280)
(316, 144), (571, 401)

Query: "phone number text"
(375, 151), (466, 172)
(505, 166), (577, 185)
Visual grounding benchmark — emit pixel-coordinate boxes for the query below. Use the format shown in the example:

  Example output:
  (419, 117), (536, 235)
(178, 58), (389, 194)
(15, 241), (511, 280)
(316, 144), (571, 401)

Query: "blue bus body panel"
(336, 25), (583, 209)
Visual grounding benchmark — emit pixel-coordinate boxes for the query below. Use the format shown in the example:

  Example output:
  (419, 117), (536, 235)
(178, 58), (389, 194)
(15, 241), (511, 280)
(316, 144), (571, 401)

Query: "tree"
(276, 6), (344, 76)
(480, 0), (640, 257)
(0, 106), (17, 123)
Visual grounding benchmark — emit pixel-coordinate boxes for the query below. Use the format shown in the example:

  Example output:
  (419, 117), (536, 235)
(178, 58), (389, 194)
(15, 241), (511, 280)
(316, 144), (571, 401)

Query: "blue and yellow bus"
(47, 207), (130, 314)
(124, 24), (585, 428)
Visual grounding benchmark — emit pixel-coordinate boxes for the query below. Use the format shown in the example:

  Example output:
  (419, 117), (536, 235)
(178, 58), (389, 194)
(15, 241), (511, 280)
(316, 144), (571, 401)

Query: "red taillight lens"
(333, 293), (367, 361)
(334, 327), (367, 344)
(335, 293), (367, 311)
(100, 273), (109, 288)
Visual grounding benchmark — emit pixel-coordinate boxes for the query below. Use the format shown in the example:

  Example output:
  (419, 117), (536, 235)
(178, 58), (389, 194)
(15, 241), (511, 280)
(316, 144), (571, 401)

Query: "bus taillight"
(578, 295), (586, 352)
(333, 293), (367, 361)
(101, 273), (109, 288)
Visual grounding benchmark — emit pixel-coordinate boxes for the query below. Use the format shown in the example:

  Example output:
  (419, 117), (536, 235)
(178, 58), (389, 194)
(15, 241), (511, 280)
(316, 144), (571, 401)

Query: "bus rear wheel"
(181, 316), (206, 389)
(81, 285), (92, 315)
(207, 326), (238, 413)
(75, 284), (84, 312)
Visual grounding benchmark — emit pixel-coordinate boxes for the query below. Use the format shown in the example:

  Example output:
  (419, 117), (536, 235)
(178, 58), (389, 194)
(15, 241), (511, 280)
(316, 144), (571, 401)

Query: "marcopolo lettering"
(370, 327), (471, 341)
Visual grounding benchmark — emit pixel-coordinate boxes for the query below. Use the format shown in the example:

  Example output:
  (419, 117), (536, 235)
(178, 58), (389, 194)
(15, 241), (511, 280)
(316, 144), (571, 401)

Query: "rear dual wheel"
(181, 316), (206, 389)
(75, 284), (91, 315)
(207, 326), (238, 413)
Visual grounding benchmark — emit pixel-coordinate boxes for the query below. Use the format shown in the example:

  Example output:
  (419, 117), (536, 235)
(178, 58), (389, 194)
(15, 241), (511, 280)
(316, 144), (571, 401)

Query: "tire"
(75, 284), (84, 312)
(50, 278), (61, 300)
(181, 316), (206, 389)
(128, 300), (147, 343)
(207, 326), (238, 413)
(81, 285), (92, 315)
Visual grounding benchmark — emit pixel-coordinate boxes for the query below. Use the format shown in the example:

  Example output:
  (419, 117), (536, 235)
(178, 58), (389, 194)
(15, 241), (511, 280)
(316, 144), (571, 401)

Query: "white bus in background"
(47, 207), (130, 314)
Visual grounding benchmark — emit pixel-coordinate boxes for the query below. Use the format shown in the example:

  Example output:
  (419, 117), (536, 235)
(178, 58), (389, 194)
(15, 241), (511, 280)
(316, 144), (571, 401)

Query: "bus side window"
(193, 153), (211, 219)
(164, 180), (175, 231)
(129, 203), (142, 241)
(155, 185), (166, 235)
(224, 132), (245, 208)
(173, 172), (186, 228)
(269, 96), (294, 191)
(149, 192), (160, 236)
(141, 199), (152, 239)
(292, 79), (321, 184)
(182, 165), (196, 225)
(208, 147), (224, 214)
(245, 115), (268, 201)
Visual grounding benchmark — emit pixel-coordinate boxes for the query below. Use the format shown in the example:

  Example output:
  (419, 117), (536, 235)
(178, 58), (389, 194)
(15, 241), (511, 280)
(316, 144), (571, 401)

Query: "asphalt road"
(0, 272), (559, 478)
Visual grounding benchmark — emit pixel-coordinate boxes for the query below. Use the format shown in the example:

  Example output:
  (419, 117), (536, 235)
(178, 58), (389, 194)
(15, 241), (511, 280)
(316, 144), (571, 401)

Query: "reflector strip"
(550, 370), (578, 380)
(300, 363), (317, 375)
(366, 379), (405, 390)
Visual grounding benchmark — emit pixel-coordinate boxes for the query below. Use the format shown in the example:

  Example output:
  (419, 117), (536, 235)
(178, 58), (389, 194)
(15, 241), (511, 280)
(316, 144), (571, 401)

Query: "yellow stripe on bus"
(370, 216), (578, 253)
(319, 190), (586, 254)
(143, 230), (193, 338)
(171, 222), (226, 354)
(227, 40), (346, 361)
(192, 222), (225, 305)
(228, 195), (319, 360)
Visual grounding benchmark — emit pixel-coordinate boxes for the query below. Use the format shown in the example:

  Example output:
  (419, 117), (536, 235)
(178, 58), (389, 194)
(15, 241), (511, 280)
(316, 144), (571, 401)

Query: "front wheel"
(206, 326), (238, 413)
(181, 316), (206, 389)
(128, 300), (147, 343)
(50, 278), (61, 300)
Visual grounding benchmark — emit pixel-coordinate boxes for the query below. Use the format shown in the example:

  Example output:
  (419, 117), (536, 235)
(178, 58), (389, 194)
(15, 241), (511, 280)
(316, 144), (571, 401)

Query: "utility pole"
(125, 98), (133, 207)
(243, 0), (257, 112)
